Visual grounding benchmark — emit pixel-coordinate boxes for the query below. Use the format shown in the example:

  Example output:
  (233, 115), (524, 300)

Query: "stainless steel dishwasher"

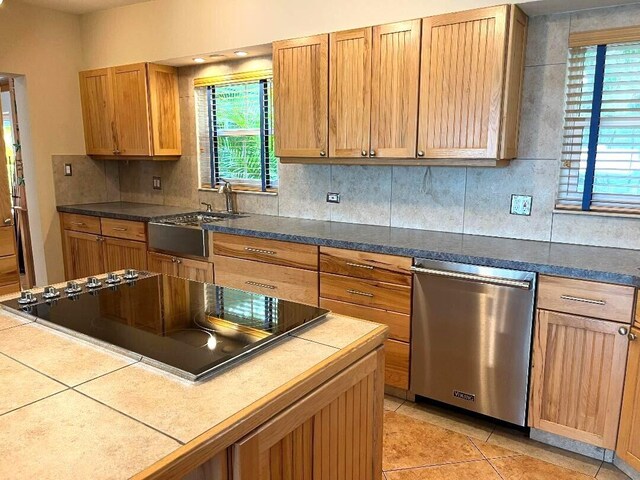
(410, 259), (536, 426)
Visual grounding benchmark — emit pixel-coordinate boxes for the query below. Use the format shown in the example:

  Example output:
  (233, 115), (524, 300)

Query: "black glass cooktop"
(1, 273), (328, 381)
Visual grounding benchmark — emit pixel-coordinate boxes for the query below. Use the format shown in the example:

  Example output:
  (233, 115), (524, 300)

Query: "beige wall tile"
(525, 13), (570, 66)
(278, 163), (330, 220)
(570, 3), (640, 33)
(551, 212), (640, 250)
(52, 155), (113, 205)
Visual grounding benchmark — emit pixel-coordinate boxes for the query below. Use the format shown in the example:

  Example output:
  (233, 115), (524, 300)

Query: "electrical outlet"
(64, 164), (72, 176)
(326, 192), (340, 204)
(510, 194), (532, 216)
(152, 176), (162, 190)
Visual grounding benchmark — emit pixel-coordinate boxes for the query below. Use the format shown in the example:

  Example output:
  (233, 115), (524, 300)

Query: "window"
(196, 71), (278, 192)
(557, 36), (640, 212)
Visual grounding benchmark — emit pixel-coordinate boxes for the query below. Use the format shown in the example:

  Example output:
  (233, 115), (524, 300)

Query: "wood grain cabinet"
(417, 5), (527, 162)
(617, 327), (640, 471)
(273, 35), (329, 158)
(530, 276), (635, 449)
(79, 62), (181, 158)
(147, 251), (214, 283)
(0, 131), (19, 295)
(62, 230), (106, 279)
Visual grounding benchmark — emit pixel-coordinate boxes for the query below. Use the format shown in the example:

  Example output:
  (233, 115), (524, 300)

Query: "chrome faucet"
(200, 202), (213, 213)
(218, 179), (236, 214)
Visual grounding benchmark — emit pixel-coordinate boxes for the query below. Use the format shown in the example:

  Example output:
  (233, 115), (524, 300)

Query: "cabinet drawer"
(61, 213), (101, 234)
(100, 218), (146, 241)
(212, 233), (318, 270)
(385, 339), (410, 390)
(319, 298), (410, 342)
(0, 227), (15, 257)
(320, 246), (412, 285)
(538, 275), (635, 323)
(213, 255), (318, 306)
(320, 273), (411, 314)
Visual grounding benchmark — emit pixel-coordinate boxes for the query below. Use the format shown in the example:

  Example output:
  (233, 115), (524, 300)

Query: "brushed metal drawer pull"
(346, 289), (374, 298)
(560, 295), (606, 306)
(71, 222), (87, 226)
(246, 281), (277, 290)
(345, 262), (374, 270)
(245, 247), (277, 256)
(112, 227), (128, 231)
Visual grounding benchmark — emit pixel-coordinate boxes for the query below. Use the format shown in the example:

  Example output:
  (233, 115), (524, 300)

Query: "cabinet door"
(233, 349), (383, 480)
(329, 28), (372, 158)
(103, 238), (148, 272)
(79, 68), (116, 156)
(112, 63), (152, 156)
(62, 231), (105, 280)
(273, 35), (329, 158)
(530, 310), (629, 449)
(617, 328), (640, 471)
(417, 6), (509, 159)
(147, 251), (178, 276)
(176, 257), (214, 283)
(147, 64), (181, 156)
(370, 20), (421, 158)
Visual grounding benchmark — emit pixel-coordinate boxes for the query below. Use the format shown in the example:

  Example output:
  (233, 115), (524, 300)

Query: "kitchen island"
(0, 284), (387, 479)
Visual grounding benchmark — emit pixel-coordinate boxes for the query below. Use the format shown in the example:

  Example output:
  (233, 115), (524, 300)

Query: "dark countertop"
(56, 202), (640, 287)
(57, 202), (195, 222)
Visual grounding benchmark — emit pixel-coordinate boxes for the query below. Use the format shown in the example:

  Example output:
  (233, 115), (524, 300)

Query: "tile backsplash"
(53, 3), (640, 251)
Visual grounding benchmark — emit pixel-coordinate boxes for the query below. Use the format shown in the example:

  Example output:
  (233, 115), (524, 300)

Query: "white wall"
(0, 0), (85, 284)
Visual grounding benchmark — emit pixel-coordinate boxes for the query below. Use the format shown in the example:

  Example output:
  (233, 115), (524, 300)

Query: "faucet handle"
(200, 202), (213, 213)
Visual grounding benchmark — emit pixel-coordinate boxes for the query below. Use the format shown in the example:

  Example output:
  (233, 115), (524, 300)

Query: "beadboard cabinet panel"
(79, 68), (116, 156)
(617, 328), (640, 472)
(112, 63), (152, 157)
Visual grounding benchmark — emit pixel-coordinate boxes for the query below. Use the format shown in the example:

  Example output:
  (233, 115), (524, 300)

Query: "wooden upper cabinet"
(617, 328), (640, 472)
(79, 68), (115, 156)
(79, 63), (181, 158)
(417, 5), (527, 161)
(273, 35), (329, 158)
(370, 20), (421, 159)
(329, 28), (372, 158)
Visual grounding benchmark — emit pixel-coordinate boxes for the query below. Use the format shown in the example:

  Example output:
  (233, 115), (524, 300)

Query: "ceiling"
(18, 0), (153, 14)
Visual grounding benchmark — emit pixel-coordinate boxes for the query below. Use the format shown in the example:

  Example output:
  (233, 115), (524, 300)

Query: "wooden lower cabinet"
(384, 339), (410, 391)
(0, 255), (20, 296)
(147, 251), (213, 283)
(147, 251), (177, 276)
(103, 237), (147, 272)
(530, 310), (629, 449)
(617, 328), (640, 471)
(62, 230), (106, 279)
(233, 349), (383, 480)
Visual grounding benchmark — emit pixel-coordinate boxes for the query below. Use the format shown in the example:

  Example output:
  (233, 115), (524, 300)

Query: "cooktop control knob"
(105, 272), (122, 284)
(123, 269), (139, 280)
(86, 277), (102, 289)
(42, 286), (60, 300)
(17, 291), (37, 305)
(64, 281), (82, 294)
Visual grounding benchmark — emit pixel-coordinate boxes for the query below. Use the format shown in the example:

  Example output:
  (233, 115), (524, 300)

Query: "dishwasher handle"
(410, 266), (532, 290)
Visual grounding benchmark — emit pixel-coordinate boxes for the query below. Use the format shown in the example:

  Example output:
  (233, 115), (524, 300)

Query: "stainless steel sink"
(148, 212), (246, 258)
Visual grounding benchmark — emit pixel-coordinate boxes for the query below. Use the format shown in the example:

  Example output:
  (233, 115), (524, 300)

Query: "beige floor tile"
(383, 411), (484, 471)
(396, 402), (495, 442)
(0, 354), (67, 415)
(385, 460), (502, 479)
(470, 437), (520, 459)
(490, 455), (595, 479)
(0, 323), (136, 386)
(0, 312), (29, 332)
(385, 395), (405, 412)
(0, 390), (179, 480)
(487, 427), (603, 476)
(597, 463), (631, 479)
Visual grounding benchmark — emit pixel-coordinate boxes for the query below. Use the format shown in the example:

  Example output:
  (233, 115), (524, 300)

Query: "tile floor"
(383, 396), (631, 480)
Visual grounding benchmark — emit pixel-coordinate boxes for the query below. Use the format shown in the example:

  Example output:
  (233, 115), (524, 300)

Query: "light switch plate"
(152, 176), (162, 190)
(510, 194), (532, 216)
(64, 164), (72, 176)
(326, 192), (340, 204)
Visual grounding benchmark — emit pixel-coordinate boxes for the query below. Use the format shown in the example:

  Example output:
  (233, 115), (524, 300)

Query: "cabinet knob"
(319, 150), (326, 157)
(629, 332), (637, 342)
(369, 150), (376, 157)
(417, 150), (425, 157)
(619, 326), (629, 336)
(361, 150), (368, 157)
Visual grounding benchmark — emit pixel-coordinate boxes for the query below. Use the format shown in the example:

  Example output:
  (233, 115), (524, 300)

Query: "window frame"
(195, 69), (277, 193)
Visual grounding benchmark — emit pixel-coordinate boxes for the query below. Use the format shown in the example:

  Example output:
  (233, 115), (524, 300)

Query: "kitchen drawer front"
(100, 218), (146, 241)
(60, 213), (101, 235)
(319, 297), (410, 342)
(320, 246), (412, 285)
(0, 227), (15, 257)
(385, 339), (410, 390)
(212, 233), (318, 270)
(538, 275), (635, 323)
(213, 255), (318, 306)
(320, 273), (411, 314)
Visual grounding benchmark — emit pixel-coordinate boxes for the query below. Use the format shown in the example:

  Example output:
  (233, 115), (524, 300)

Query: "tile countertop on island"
(0, 302), (387, 479)
(56, 202), (640, 287)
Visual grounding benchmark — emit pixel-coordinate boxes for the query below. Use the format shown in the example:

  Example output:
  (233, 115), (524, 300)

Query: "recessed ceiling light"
(193, 57), (206, 63)
(234, 51), (248, 57)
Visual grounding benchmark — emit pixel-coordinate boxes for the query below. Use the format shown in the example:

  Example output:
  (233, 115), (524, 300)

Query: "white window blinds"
(557, 41), (640, 211)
